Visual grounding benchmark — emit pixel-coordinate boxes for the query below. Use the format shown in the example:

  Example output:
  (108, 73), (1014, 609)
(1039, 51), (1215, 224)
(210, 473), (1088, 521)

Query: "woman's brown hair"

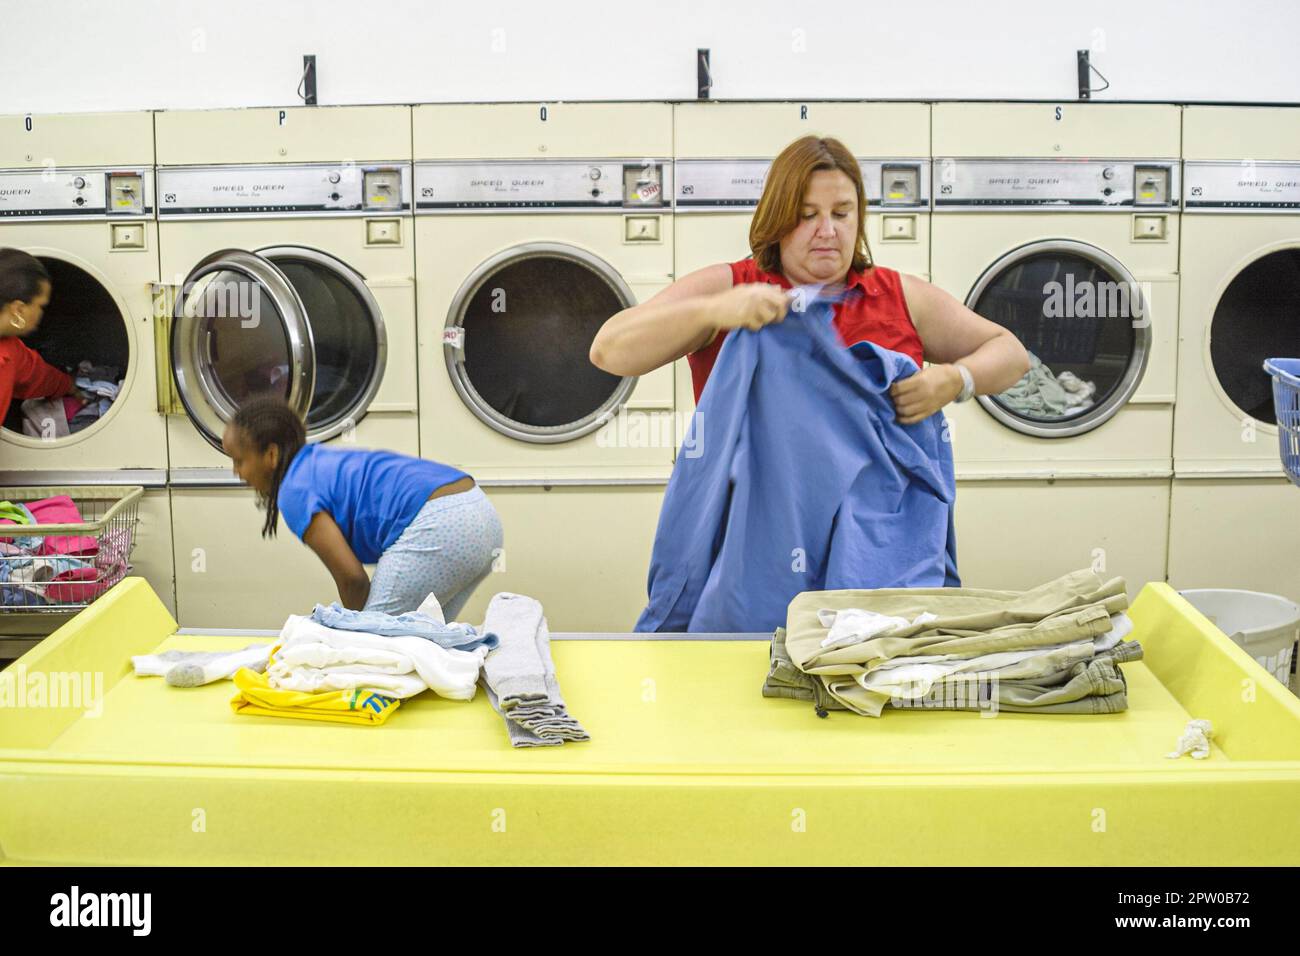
(748, 136), (873, 276)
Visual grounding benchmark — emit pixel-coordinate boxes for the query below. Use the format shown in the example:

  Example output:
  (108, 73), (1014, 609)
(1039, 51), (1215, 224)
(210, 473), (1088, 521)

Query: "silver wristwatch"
(953, 363), (976, 403)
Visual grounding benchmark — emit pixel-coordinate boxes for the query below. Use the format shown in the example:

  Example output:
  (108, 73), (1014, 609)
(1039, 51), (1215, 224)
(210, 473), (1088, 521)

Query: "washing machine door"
(445, 241), (637, 443)
(1209, 248), (1300, 424)
(170, 249), (316, 449)
(254, 246), (387, 443)
(965, 240), (1152, 438)
(171, 247), (388, 449)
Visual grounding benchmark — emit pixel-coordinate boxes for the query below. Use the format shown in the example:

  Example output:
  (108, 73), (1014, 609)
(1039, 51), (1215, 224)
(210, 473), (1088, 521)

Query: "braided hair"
(231, 395), (306, 538)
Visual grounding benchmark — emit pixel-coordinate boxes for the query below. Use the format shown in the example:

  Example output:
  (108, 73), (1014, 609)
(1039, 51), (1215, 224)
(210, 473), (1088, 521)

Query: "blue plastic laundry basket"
(1264, 357), (1300, 487)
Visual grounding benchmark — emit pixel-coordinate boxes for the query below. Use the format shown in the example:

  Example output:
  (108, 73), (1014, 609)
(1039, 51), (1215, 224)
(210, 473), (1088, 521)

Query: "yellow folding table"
(2, 578), (1298, 865)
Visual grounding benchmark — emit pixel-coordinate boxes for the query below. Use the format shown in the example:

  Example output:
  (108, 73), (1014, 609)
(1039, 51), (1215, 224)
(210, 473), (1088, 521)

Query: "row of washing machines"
(0, 101), (1297, 631)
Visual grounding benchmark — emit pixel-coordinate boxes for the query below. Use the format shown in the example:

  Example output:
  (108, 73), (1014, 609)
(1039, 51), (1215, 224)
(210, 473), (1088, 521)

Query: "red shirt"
(0, 337), (74, 418)
(686, 260), (925, 404)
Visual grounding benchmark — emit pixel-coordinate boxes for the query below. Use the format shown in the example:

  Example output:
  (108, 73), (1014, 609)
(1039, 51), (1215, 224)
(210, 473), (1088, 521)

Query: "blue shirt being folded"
(635, 297), (960, 634)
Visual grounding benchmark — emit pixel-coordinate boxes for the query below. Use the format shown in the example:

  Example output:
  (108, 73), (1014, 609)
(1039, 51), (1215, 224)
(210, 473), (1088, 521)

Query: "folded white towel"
(273, 615), (489, 701)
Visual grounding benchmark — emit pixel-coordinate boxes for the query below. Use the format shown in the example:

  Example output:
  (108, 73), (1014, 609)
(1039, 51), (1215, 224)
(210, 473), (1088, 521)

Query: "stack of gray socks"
(481, 592), (589, 748)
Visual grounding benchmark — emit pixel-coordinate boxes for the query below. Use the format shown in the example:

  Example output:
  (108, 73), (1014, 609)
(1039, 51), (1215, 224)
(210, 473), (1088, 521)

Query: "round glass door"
(1209, 248), (1300, 424)
(445, 242), (637, 443)
(171, 249), (315, 449)
(966, 240), (1151, 438)
(256, 247), (386, 442)
(171, 247), (387, 448)
(2, 256), (130, 440)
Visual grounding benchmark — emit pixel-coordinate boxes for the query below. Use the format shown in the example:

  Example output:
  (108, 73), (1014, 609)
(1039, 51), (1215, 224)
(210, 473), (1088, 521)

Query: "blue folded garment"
(0, 554), (93, 584)
(74, 376), (120, 400)
(635, 293), (960, 634)
(0, 584), (48, 606)
(310, 602), (499, 651)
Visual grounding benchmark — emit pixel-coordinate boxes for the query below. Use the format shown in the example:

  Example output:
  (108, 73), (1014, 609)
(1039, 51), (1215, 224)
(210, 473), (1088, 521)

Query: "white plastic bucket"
(1180, 589), (1300, 691)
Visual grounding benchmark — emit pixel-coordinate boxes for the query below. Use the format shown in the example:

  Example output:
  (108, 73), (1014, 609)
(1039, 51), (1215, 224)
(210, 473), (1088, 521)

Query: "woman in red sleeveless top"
(590, 136), (1029, 422)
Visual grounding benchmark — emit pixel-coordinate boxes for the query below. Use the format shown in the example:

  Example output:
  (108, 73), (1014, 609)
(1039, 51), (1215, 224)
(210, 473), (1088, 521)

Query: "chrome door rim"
(444, 241), (638, 444)
(171, 248), (315, 449)
(965, 239), (1152, 438)
(255, 245), (388, 443)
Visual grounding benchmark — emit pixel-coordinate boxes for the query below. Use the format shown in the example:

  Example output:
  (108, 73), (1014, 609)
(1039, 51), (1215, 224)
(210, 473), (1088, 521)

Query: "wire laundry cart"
(0, 485), (142, 644)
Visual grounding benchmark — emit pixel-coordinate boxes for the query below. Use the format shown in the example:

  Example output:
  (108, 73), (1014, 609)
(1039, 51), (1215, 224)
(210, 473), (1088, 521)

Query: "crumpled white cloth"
(1056, 370), (1097, 408)
(859, 639), (1099, 697)
(819, 609), (1131, 656)
(1166, 718), (1214, 759)
(816, 607), (940, 649)
(270, 614), (489, 700)
(1095, 612), (1132, 651)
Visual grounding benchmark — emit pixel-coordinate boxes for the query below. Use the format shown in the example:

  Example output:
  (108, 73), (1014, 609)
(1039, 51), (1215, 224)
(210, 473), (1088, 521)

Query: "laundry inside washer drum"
(997, 352), (1098, 418)
(460, 257), (627, 428)
(4, 257), (130, 435)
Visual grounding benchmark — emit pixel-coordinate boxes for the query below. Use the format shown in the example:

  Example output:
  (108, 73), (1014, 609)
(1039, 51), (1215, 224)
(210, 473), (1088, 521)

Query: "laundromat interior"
(2, 0), (1300, 874)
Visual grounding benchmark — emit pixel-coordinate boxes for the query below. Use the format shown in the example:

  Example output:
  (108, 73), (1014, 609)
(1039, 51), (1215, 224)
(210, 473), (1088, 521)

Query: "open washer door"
(170, 247), (386, 449)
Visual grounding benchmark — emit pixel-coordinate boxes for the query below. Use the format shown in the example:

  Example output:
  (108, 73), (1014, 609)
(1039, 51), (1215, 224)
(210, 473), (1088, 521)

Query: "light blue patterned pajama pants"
(363, 485), (504, 621)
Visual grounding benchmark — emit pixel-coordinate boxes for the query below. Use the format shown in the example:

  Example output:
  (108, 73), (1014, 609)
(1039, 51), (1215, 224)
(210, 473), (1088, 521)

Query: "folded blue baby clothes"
(310, 602), (498, 651)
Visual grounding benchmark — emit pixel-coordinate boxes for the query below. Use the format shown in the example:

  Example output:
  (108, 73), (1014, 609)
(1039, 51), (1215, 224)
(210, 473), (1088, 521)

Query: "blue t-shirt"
(276, 444), (469, 564)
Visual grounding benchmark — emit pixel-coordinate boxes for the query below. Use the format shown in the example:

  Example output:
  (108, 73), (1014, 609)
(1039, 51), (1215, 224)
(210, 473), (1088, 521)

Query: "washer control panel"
(0, 167), (153, 218)
(414, 160), (672, 211)
(157, 163), (412, 217)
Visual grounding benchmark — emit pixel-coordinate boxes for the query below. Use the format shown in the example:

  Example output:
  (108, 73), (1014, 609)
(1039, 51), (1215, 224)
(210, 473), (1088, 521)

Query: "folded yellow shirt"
(230, 667), (400, 726)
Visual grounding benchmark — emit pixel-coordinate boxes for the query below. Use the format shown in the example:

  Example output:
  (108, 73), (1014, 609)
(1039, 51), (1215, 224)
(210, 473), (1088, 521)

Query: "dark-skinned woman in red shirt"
(0, 249), (77, 419)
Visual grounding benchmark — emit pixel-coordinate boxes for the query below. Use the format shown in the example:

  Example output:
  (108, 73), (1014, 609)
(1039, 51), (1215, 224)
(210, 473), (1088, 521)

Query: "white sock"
(132, 644), (272, 687)
(167, 643), (272, 686)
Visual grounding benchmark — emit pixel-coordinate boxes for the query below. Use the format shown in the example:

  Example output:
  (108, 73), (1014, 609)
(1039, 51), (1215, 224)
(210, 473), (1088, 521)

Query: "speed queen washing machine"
(156, 105), (418, 627)
(931, 102), (1182, 593)
(1169, 105), (1300, 601)
(413, 102), (674, 630)
(0, 110), (174, 624)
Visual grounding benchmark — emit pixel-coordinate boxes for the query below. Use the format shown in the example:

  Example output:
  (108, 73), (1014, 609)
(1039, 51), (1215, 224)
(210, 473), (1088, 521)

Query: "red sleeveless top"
(686, 260), (924, 404)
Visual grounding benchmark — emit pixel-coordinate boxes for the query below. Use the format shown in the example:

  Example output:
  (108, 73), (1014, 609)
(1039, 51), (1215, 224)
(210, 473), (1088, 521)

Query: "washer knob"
(589, 167), (601, 181)
(73, 176), (86, 189)
(1102, 166), (1116, 180)
(328, 172), (341, 184)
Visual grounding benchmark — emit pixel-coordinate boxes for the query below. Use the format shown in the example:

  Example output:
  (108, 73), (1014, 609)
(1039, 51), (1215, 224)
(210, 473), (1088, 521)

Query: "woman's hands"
(890, 364), (964, 425)
(710, 283), (791, 332)
(712, 284), (968, 424)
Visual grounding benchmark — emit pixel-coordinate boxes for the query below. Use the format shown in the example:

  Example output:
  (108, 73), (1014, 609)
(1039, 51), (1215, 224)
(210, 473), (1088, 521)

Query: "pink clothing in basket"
(27, 495), (98, 556)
